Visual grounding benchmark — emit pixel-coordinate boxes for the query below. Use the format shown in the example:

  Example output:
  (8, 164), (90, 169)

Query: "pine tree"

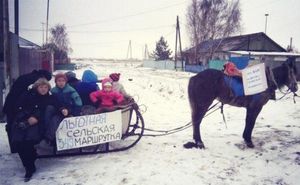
(152, 36), (172, 61)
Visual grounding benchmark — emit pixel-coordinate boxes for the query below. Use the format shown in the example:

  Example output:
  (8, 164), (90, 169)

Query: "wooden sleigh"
(35, 100), (145, 158)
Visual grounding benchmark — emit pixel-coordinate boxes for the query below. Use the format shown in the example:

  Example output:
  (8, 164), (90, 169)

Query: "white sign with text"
(56, 110), (122, 151)
(242, 63), (268, 95)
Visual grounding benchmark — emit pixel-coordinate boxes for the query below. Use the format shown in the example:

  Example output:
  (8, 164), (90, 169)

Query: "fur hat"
(109, 73), (120, 82)
(55, 73), (67, 82)
(33, 78), (51, 90)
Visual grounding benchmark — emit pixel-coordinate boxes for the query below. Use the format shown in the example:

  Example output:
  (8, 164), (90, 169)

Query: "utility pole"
(144, 44), (149, 59)
(14, 0), (19, 35)
(264, 13), (269, 34)
(41, 22), (45, 45)
(1, 0), (11, 118)
(174, 16), (184, 71)
(192, 0), (198, 65)
(46, 0), (50, 43)
(288, 37), (293, 52)
(126, 40), (132, 59)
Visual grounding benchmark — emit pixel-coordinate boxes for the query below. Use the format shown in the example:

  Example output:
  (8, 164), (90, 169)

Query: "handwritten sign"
(242, 63), (268, 95)
(56, 110), (122, 151)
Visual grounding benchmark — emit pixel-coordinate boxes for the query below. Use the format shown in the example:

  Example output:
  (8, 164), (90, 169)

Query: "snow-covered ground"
(1, 60), (299, 185)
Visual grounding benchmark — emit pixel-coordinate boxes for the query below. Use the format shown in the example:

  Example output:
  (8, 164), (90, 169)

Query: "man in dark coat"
(2, 69), (52, 153)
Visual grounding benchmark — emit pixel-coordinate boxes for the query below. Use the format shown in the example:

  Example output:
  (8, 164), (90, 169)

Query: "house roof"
(19, 36), (41, 48)
(184, 32), (286, 54)
(9, 32), (41, 48)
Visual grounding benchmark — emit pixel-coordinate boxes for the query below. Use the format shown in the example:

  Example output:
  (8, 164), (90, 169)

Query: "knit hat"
(65, 71), (76, 81)
(55, 73), (67, 82)
(102, 78), (113, 89)
(109, 73), (120, 82)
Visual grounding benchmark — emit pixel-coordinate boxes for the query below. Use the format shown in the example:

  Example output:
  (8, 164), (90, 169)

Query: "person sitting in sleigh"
(89, 78), (124, 113)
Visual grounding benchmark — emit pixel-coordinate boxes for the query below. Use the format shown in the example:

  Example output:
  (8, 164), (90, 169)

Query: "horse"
(184, 57), (298, 149)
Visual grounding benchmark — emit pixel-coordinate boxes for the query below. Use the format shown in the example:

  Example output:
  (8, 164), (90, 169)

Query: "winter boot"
(24, 165), (36, 182)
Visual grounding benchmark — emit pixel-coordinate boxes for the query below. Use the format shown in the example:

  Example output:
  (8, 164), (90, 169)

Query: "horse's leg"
(243, 106), (263, 148)
(191, 103), (212, 149)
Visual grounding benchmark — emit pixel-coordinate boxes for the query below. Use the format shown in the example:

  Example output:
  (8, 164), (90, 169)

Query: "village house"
(182, 32), (300, 78)
(9, 32), (54, 82)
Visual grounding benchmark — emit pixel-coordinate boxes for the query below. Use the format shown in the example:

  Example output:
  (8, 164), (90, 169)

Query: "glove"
(16, 121), (30, 130)
(93, 100), (101, 107)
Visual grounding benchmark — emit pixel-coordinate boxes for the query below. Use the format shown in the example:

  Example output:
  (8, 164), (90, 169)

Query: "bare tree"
(49, 24), (72, 54)
(43, 24), (72, 62)
(186, 0), (241, 62)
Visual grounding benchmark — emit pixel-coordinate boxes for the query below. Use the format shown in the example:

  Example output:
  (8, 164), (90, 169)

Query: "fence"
(185, 65), (207, 73)
(143, 59), (185, 71)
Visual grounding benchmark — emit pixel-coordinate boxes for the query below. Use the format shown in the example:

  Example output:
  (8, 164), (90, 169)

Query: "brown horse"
(184, 58), (298, 149)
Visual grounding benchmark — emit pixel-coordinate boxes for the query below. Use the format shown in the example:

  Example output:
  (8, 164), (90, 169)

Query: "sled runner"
(35, 100), (145, 158)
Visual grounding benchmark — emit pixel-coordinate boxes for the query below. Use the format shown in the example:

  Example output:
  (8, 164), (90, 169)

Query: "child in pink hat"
(89, 78), (124, 113)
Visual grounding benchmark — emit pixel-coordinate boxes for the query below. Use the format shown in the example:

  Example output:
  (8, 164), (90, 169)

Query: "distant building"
(182, 32), (300, 79)
(182, 32), (287, 65)
(10, 32), (54, 82)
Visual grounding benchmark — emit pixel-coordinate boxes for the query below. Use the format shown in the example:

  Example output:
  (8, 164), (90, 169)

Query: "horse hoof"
(183, 141), (205, 149)
(245, 141), (255, 148)
(183, 142), (198, 149)
(196, 142), (205, 149)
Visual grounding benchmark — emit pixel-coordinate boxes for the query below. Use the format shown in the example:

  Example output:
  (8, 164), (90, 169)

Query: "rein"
(267, 66), (298, 103)
(276, 89), (292, 100)
(293, 92), (299, 103)
(142, 102), (223, 137)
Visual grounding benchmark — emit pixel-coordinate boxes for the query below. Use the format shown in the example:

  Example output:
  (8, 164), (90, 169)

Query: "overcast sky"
(8, 0), (300, 59)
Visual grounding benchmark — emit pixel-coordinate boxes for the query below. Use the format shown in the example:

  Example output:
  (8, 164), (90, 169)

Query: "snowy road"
(0, 60), (299, 185)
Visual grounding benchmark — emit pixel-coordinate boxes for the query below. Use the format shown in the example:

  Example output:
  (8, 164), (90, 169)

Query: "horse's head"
(272, 57), (298, 92)
(284, 57), (298, 92)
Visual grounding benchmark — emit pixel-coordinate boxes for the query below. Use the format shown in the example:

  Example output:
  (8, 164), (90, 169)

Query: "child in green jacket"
(51, 73), (82, 116)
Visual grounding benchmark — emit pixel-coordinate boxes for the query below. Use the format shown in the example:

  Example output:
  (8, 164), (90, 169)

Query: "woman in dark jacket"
(2, 69), (52, 153)
(11, 78), (64, 182)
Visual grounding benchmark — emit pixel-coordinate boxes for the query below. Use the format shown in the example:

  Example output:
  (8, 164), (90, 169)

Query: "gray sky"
(8, 0), (300, 59)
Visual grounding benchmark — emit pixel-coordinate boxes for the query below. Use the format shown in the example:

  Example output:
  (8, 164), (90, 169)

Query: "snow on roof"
(229, 50), (300, 57)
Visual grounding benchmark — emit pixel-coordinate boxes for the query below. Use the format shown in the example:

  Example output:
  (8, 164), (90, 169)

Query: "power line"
(72, 40), (128, 45)
(69, 25), (173, 33)
(67, 1), (188, 28)
(9, 24), (173, 34)
(242, 0), (285, 9)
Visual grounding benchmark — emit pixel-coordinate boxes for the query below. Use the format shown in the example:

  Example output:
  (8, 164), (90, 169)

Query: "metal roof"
(229, 51), (300, 57)
(19, 36), (41, 48)
(10, 32), (41, 48)
(184, 32), (286, 54)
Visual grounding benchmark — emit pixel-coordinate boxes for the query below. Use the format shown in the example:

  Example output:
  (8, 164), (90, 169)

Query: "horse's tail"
(188, 76), (197, 120)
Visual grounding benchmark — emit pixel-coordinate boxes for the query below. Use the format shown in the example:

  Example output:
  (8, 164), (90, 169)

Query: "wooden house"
(182, 32), (287, 65)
